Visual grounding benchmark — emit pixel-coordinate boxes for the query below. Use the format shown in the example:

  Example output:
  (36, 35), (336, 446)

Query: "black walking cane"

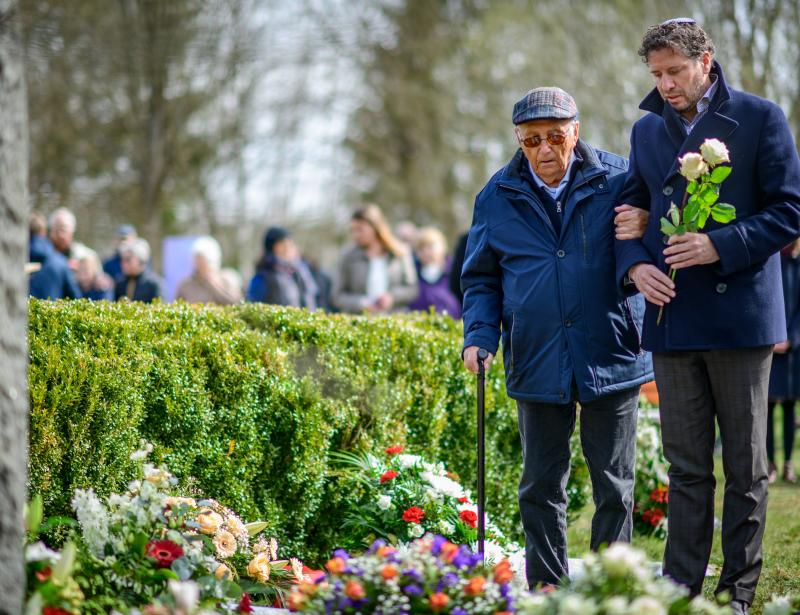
(476, 348), (489, 557)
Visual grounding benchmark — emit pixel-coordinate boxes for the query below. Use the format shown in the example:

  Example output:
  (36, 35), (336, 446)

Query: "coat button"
(556, 249), (566, 258)
(559, 391), (566, 399)
(663, 186), (673, 196)
(716, 283), (727, 294)
(565, 319), (572, 327)
(662, 235), (671, 245)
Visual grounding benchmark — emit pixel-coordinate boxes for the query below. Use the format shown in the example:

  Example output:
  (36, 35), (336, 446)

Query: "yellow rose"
(213, 529), (237, 559)
(247, 552), (272, 583)
(678, 152), (708, 180)
(699, 138), (730, 166)
(197, 509), (224, 535)
(215, 563), (232, 580)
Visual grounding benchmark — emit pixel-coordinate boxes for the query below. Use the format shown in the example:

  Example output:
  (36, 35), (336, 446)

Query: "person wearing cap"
(114, 238), (162, 303)
(461, 87), (653, 589)
(614, 20), (800, 613)
(103, 223), (138, 281)
(247, 227), (319, 310)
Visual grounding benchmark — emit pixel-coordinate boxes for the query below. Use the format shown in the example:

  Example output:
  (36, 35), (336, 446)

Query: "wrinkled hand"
(664, 233), (720, 269)
(614, 204), (649, 240)
(629, 263), (676, 307)
(774, 341), (791, 354)
(463, 346), (494, 374)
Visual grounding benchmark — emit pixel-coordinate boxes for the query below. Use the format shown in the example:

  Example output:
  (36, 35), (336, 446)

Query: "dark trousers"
(653, 347), (773, 605)
(516, 387), (639, 586)
(767, 400), (796, 462)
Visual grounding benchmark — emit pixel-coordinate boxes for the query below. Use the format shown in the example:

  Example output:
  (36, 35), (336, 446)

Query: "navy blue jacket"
(461, 141), (652, 404)
(616, 62), (800, 351)
(769, 251), (800, 399)
(28, 235), (81, 300)
(114, 269), (162, 303)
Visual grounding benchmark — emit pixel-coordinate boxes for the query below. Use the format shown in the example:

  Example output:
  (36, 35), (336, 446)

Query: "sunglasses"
(516, 126), (573, 149)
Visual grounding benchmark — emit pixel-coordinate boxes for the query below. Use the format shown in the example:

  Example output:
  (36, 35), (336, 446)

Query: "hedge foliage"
(28, 300), (588, 562)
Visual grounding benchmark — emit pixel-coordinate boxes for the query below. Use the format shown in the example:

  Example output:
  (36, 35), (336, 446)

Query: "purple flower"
(431, 535), (448, 555)
(402, 568), (423, 583)
(403, 584), (423, 596)
(333, 548), (350, 560)
(368, 539), (386, 553)
(452, 609), (468, 615)
(441, 572), (460, 588)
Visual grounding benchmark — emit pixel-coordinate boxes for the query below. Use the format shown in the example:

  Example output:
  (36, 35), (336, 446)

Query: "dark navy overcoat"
(615, 62), (800, 352)
(769, 252), (800, 399)
(461, 141), (652, 404)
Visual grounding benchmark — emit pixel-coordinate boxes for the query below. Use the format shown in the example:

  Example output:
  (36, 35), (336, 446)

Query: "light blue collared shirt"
(527, 153), (577, 200)
(680, 75), (718, 134)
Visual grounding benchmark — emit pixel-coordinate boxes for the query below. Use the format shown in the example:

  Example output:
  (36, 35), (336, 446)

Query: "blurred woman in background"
(408, 226), (461, 318)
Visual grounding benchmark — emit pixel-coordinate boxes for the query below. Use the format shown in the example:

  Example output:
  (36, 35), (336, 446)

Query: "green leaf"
(710, 165), (732, 183)
(668, 203), (680, 226)
(683, 201), (700, 226)
(245, 521), (269, 537)
(697, 208), (711, 229)
(25, 495), (43, 536)
(699, 185), (719, 206)
(686, 180), (698, 194)
(675, 224), (687, 235)
(660, 217), (677, 235)
(710, 202), (737, 223)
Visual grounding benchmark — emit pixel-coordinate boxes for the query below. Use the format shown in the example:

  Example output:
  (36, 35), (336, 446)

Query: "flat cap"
(512, 87), (578, 124)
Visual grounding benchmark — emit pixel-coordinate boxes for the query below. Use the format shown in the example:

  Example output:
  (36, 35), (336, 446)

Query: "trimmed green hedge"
(28, 300), (587, 562)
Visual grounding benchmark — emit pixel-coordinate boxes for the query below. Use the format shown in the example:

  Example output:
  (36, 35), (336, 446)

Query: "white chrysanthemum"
(628, 596), (667, 615)
(437, 520), (454, 535)
(762, 596), (793, 615)
(377, 495), (393, 510)
(408, 524), (424, 538)
(169, 580), (199, 612)
(601, 543), (647, 579)
(601, 597), (628, 615)
(25, 541), (61, 563)
(420, 471), (465, 499)
(396, 454), (423, 469)
(558, 594), (598, 615)
(72, 488), (110, 556)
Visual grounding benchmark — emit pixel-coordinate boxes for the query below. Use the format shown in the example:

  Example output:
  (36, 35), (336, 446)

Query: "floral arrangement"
(516, 542), (731, 615)
(332, 446), (524, 569)
(32, 441), (308, 613)
(632, 416), (670, 538)
(287, 536), (520, 614)
(763, 594), (800, 615)
(657, 137), (736, 324)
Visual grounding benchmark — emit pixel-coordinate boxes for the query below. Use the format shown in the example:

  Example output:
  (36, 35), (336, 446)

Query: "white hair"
(191, 235), (222, 270)
(121, 238), (151, 264)
(48, 207), (76, 231)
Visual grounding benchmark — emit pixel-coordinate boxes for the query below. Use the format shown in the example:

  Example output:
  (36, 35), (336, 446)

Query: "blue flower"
(333, 548), (350, 560)
(403, 584), (424, 596)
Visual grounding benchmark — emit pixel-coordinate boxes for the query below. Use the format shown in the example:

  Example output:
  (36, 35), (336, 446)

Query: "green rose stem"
(656, 189), (690, 327)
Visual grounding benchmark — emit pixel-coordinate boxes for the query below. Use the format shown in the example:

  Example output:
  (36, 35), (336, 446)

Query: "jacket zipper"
(580, 213), (588, 261)
(509, 312), (516, 375)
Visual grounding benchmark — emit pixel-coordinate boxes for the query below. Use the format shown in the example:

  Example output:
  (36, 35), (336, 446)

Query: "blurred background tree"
(20, 0), (800, 274)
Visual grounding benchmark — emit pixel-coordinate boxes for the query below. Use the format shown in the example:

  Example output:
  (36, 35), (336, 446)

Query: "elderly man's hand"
(614, 204), (649, 240)
(663, 232), (720, 269)
(463, 346), (494, 374)
(629, 263), (676, 307)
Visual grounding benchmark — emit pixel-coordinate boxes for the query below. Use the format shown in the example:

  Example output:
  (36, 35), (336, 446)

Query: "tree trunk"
(0, 0), (29, 610)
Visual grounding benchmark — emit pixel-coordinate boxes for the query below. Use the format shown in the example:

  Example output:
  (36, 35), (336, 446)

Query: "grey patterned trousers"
(653, 346), (773, 605)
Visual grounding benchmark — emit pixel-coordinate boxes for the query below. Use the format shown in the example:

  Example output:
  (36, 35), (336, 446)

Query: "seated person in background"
(408, 226), (461, 318)
(74, 246), (114, 301)
(29, 212), (81, 300)
(247, 227), (318, 310)
(176, 236), (242, 305)
(115, 238), (162, 303)
(332, 205), (418, 314)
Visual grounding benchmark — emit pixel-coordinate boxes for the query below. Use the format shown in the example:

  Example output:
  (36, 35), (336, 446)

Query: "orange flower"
(325, 556), (347, 575)
(429, 592), (450, 611)
(440, 541), (459, 563)
(344, 580), (366, 600)
(287, 591), (306, 611)
(464, 576), (486, 596)
(493, 559), (514, 584)
(377, 545), (397, 558)
(381, 564), (398, 580)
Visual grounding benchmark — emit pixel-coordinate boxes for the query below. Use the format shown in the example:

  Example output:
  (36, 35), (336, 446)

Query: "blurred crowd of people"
(27, 204), (467, 319)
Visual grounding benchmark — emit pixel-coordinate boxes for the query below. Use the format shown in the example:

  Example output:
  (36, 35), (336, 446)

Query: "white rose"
(678, 152), (708, 180)
(168, 580), (200, 612)
(699, 138), (730, 166)
(408, 523), (424, 538)
(601, 543), (646, 578)
(627, 596), (667, 615)
(438, 520), (455, 535)
(377, 495), (393, 510)
(602, 597), (628, 615)
(558, 595), (597, 615)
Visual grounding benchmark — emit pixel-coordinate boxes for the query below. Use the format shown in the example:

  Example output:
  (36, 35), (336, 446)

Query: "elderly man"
(114, 238), (162, 303)
(48, 207), (77, 259)
(461, 87), (652, 588)
(615, 20), (800, 614)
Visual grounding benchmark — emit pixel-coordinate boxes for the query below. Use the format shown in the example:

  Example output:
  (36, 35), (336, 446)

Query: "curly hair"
(638, 21), (715, 62)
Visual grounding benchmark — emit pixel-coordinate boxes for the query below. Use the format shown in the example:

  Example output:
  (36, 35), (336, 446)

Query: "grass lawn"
(567, 457), (800, 614)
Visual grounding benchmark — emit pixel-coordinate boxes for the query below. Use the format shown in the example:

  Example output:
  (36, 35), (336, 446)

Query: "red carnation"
(458, 496), (470, 504)
(380, 470), (398, 484)
(146, 539), (184, 568)
(650, 487), (668, 504)
(460, 509), (478, 528)
(35, 566), (52, 582)
(239, 592), (254, 613)
(642, 508), (665, 527)
(43, 609), (72, 615)
(402, 506), (425, 524)
(385, 445), (404, 455)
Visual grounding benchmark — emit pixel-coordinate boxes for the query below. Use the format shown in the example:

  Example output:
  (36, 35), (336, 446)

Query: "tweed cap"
(512, 87), (578, 124)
